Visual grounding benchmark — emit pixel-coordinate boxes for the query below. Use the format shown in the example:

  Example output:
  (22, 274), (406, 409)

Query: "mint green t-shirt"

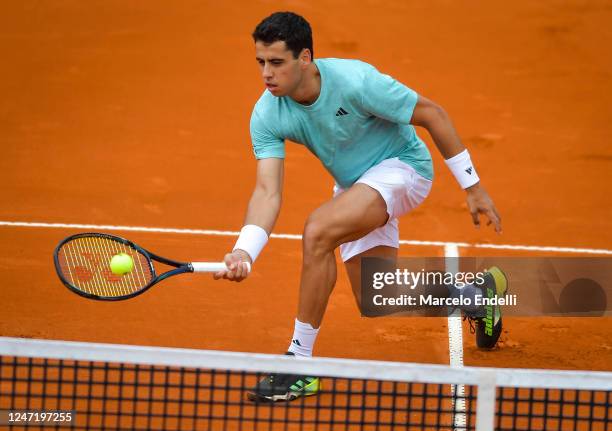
(250, 58), (433, 188)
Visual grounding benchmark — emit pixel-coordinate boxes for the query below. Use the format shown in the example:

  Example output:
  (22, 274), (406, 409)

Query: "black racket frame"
(54, 232), (194, 301)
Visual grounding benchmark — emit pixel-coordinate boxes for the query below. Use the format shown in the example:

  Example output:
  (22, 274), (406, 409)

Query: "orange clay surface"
(0, 1), (611, 371)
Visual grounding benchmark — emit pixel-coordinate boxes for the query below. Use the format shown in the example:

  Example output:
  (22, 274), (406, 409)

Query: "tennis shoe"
(246, 352), (320, 402)
(465, 266), (508, 349)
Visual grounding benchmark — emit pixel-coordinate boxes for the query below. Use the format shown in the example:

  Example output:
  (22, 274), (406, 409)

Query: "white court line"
(1, 220), (611, 255)
(445, 244), (466, 430)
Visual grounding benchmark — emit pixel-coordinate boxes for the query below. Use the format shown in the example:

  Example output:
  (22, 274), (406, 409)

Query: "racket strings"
(57, 236), (154, 298)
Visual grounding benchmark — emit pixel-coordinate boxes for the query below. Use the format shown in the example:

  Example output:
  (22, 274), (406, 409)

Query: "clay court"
(1, 0), (611, 377)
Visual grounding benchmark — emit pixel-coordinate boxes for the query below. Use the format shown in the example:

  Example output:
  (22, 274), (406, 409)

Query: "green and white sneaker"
(246, 352), (321, 402)
(466, 266), (509, 349)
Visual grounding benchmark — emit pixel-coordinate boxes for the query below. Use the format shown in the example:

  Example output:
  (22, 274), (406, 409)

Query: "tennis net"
(0, 337), (610, 430)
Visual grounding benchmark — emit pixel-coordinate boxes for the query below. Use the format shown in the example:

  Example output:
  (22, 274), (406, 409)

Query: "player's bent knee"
(302, 215), (334, 256)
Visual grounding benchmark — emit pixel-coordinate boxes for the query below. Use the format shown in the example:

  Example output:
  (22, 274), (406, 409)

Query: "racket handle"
(191, 262), (252, 273)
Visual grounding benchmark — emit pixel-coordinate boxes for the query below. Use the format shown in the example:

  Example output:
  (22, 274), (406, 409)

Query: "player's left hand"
(465, 183), (502, 233)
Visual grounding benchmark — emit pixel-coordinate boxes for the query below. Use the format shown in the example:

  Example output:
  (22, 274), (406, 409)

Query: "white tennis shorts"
(334, 157), (432, 262)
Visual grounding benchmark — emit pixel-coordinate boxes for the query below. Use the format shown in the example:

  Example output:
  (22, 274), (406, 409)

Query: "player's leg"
(292, 158), (432, 360)
(342, 234), (508, 350)
(344, 245), (397, 310)
(341, 222), (436, 317)
(248, 183), (389, 402)
(341, 224), (508, 349)
(296, 182), (390, 330)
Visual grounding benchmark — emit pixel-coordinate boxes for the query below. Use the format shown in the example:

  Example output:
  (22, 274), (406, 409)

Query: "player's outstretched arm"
(214, 157), (284, 281)
(411, 95), (502, 233)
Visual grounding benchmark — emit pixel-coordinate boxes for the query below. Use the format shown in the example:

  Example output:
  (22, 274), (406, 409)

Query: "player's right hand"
(213, 250), (252, 282)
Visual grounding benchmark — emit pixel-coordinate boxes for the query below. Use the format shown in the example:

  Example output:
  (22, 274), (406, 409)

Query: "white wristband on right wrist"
(233, 224), (269, 263)
(444, 149), (480, 189)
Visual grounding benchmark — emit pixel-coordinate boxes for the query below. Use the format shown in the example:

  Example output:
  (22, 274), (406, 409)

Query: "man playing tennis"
(214, 12), (506, 402)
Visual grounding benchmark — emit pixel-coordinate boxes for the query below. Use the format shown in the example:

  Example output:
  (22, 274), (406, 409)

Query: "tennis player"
(214, 12), (506, 402)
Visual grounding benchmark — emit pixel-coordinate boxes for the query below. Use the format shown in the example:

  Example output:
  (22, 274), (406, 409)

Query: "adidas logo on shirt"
(335, 107), (349, 116)
(465, 167), (473, 175)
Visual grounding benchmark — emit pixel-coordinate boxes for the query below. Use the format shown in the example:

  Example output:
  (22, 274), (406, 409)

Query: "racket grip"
(191, 262), (252, 273)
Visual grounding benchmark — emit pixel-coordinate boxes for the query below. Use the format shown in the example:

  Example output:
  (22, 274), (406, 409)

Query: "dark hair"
(252, 12), (313, 59)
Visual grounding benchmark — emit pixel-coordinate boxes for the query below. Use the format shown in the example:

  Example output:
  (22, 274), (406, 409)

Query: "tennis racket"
(53, 232), (249, 301)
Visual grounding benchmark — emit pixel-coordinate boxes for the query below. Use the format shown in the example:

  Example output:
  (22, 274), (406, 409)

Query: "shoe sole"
(487, 267), (508, 327)
(477, 266), (509, 348)
(487, 266), (508, 298)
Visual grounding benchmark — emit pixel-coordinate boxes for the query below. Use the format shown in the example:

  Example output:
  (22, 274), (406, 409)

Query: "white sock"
(287, 318), (319, 357)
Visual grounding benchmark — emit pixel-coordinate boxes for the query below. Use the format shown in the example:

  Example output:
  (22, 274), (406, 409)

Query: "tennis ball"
(110, 253), (134, 276)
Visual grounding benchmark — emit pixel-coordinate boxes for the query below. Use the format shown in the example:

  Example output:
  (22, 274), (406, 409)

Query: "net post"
(445, 243), (466, 430)
(475, 370), (497, 431)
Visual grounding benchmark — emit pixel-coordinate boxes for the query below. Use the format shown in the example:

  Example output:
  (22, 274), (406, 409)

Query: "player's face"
(255, 41), (307, 97)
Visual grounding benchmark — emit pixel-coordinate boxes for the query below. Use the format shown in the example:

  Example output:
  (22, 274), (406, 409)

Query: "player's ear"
(299, 48), (312, 66)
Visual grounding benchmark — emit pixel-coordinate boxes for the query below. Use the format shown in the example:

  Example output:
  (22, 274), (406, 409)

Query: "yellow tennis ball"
(110, 253), (134, 276)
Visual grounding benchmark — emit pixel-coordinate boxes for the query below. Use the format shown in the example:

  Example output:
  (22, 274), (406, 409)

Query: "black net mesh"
(2, 354), (611, 430)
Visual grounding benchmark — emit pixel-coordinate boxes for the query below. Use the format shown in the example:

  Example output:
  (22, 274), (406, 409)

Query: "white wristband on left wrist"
(444, 149), (480, 189)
